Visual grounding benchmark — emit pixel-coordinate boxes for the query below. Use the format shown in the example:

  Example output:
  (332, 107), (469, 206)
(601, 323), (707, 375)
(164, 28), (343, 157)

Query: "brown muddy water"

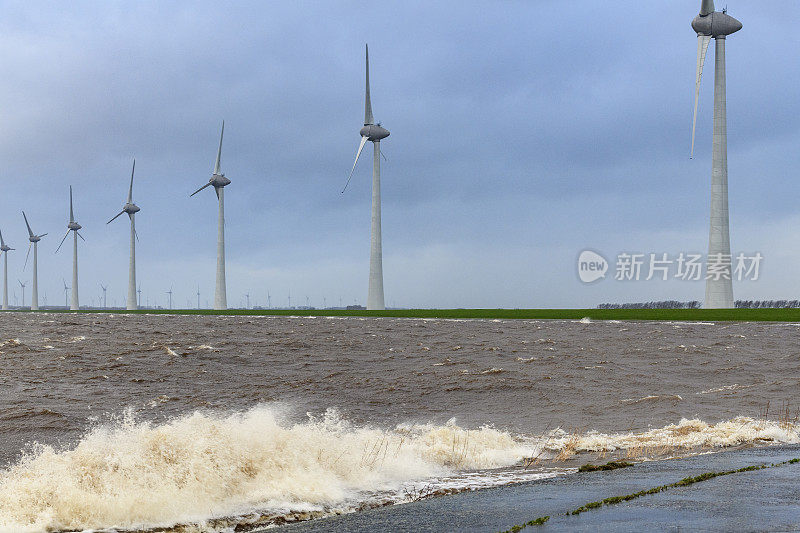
(0, 313), (798, 531)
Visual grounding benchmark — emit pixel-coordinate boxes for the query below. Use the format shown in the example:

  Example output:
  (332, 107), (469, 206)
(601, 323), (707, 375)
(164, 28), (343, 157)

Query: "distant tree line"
(597, 300), (800, 309)
(597, 301), (701, 309)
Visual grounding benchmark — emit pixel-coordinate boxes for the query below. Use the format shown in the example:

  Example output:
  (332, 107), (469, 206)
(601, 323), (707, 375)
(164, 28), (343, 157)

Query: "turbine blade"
(214, 121), (224, 175)
(77, 232), (85, 242)
(107, 211), (125, 224)
(700, 0), (714, 16)
(128, 159), (135, 204)
(22, 212), (34, 238)
(215, 186), (220, 200)
(0, 229), (5, 247)
(342, 136), (370, 193)
(364, 44), (374, 125)
(690, 34), (712, 159)
(23, 243), (31, 271)
(39, 233), (47, 238)
(190, 182), (212, 197)
(69, 185), (75, 223)
(134, 228), (140, 242)
(55, 230), (70, 253)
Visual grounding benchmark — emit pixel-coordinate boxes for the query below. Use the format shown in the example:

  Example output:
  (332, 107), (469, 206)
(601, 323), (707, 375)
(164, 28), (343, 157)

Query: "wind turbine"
(245, 292), (250, 309)
(62, 279), (70, 308)
(190, 121), (230, 310)
(343, 44), (390, 310)
(100, 284), (108, 309)
(0, 230), (13, 310)
(22, 212), (47, 310)
(690, 0), (742, 309)
(56, 186), (84, 310)
(137, 284), (142, 307)
(18, 280), (26, 308)
(166, 288), (173, 310)
(107, 159), (140, 310)
(196, 286), (201, 309)
(267, 290), (271, 309)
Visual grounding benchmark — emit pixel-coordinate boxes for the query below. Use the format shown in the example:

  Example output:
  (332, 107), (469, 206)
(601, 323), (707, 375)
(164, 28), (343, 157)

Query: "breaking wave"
(0, 406), (535, 532)
(1, 407), (798, 532)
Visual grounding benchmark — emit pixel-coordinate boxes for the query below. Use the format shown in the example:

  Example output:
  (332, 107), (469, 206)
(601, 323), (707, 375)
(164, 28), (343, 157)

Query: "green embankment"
(7, 308), (800, 322)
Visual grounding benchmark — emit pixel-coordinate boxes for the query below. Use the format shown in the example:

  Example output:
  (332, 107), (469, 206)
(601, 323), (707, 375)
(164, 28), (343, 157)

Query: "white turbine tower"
(56, 186), (85, 310)
(343, 44), (390, 310)
(0, 230), (13, 310)
(22, 212), (47, 311)
(690, 0), (742, 309)
(108, 159), (140, 310)
(190, 122), (230, 310)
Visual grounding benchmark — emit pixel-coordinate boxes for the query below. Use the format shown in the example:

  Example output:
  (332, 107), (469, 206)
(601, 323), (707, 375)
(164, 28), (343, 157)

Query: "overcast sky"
(0, 1), (797, 309)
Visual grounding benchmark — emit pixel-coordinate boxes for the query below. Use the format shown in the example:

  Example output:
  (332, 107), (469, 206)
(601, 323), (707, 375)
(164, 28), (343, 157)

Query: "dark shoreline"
(276, 444), (800, 532)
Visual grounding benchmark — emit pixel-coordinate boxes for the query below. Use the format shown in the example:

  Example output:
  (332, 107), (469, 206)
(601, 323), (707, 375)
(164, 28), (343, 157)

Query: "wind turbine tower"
(166, 288), (173, 310)
(190, 122), (230, 310)
(22, 212), (47, 311)
(56, 186), (84, 310)
(100, 284), (108, 309)
(0, 230), (13, 310)
(343, 44), (390, 310)
(107, 160), (140, 310)
(197, 286), (201, 309)
(690, 0), (742, 309)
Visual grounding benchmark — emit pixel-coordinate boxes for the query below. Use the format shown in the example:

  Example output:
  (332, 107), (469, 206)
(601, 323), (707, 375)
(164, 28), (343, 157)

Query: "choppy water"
(0, 313), (798, 531)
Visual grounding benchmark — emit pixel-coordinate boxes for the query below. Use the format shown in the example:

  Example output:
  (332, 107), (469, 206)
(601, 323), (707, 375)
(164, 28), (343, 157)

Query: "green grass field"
(11, 307), (800, 322)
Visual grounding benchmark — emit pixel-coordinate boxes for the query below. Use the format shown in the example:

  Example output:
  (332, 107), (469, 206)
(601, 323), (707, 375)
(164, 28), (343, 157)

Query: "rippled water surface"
(0, 313), (798, 531)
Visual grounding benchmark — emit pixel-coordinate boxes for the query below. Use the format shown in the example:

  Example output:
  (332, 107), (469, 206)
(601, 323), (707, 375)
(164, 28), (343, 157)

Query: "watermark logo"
(578, 250), (609, 283)
(577, 250), (763, 283)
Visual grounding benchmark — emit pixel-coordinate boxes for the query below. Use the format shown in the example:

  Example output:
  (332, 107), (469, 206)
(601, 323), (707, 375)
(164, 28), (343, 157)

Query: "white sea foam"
(545, 417), (800, 455)
(1, 409), (797, 533)
(0, 406), (535, 532)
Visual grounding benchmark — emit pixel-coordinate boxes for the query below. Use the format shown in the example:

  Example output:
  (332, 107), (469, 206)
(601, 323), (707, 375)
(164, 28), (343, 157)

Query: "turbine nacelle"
(692, 11), (742, 38)
(29, 235), (42, 243)
(123, 203), (140, 215)
(360, 124), (390, 141)
(68, 222), (82, 231)
(211, 173), (231, 188)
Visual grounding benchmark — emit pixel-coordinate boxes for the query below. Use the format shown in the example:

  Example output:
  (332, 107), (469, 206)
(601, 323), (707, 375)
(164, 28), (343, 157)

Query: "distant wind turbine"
(196, 285), (201, 309)
(22, 212), (47, 310)
(690, 0), (741, 309)
(166, 288), (173, 310)
(100, 284), (108, 309)
(107, 159), (140, 310)
(190, 121), (230, 310)
(343, 44), (390, 310)
(56, 186), (84, 310)
(18, 280), (26, 308)
(62, 279), (70, 308)
(0, 230), (13, 310)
